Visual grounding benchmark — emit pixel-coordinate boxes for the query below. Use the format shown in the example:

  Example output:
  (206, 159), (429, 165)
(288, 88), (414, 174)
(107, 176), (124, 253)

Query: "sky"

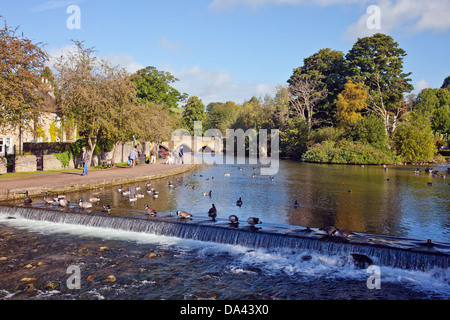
(1, 0), (450, 106)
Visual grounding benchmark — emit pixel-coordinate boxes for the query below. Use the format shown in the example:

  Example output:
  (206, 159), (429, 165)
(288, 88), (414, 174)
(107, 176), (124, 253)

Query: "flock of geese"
(23, 164), (448, 236)
(22, 171), (267, 229)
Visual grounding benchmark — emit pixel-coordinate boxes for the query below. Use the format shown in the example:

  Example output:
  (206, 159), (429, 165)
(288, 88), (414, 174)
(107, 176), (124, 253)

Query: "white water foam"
(0, 213), (449, 298)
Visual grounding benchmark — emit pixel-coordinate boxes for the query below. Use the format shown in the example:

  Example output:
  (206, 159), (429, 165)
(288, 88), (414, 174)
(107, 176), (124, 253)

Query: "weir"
(0, 205), (449, 272)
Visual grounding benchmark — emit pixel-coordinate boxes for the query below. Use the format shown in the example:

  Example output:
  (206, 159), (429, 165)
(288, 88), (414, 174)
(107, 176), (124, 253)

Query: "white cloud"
(158, 37), (183, 54)
(169, 65), (277, 105)
(103, 53), (144, 74)
(209, 0), (358, 11)
(414, 79), (431, 92)
(345, 0), (450, 39)
(32, 0), (83, 12)
(46, 45), (143, 74)
(46, 44), (78, 68)
(209, 0), (450, 38)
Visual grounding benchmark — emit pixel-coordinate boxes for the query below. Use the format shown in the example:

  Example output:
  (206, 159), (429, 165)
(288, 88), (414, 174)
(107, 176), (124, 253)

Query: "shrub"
(302, 139), (398, 164)
(392, 116), (436, 163)
(53, 151), (71, 168)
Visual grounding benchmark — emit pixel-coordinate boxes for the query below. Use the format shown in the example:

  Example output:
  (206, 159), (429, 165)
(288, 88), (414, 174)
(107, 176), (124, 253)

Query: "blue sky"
(1, 0), (450, 106)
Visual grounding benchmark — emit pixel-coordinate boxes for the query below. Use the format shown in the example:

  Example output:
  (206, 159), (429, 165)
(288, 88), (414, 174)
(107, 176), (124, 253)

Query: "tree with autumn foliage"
(336, 80), (367, 129)
(0, 19), (48, 152)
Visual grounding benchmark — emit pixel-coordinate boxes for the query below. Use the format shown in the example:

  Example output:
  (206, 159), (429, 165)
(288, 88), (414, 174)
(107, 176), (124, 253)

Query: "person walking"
(128, 146), (138, 168)
(178, 146), (184, 164)
(150, 148), (156, 164)
(81, 146), (90, 176)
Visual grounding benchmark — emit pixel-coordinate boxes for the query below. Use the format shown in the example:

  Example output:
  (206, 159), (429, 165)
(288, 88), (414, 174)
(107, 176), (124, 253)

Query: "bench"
(99, 159), (114, 169)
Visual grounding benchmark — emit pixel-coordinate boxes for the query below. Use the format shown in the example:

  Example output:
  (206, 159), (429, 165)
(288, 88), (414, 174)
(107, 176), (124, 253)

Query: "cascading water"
(1, 205), (448, 272)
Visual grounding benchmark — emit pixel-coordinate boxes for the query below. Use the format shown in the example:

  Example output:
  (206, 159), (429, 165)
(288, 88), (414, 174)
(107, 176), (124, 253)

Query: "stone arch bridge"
(161, 136), (223, 153)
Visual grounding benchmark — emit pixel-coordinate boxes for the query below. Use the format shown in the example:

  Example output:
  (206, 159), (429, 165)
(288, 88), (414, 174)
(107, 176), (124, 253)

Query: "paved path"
(0, 161), (197, 201)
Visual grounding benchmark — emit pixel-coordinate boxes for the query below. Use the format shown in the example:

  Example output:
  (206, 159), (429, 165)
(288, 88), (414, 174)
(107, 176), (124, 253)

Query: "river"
(0, 157), (449, 301)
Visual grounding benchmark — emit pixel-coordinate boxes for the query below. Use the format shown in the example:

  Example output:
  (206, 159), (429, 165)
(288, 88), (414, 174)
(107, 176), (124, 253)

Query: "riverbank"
(0, 160), (197, 202)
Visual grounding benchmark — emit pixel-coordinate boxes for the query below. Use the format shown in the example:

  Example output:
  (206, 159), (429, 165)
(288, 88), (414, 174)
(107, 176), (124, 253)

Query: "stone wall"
(43, 155), (75, 171)
(14, 155), (37, 173)
(0, 157), (6, 174)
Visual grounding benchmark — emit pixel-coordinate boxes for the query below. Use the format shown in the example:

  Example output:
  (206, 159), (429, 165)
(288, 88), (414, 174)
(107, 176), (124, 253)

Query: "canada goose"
(78, 199), (92, 209)
(44, 192), (54, 205)
(152, 190), (159, 198)
(319, 226), (337, 235)
(117, 185), (123, 192)
(57, 192), (66, 200)
(89, 195), (100, 203)
(238, 167), (243, 170)
(332, 228), (353, 238)
(24, 191), (32, 204)
(202, 190), (212, 197)
(252, 173), (256, 178)
(146, 187), (154, 194)
(58, 198), (70, 207)
(144, 204), (157, 216)
(270, 177), (275, 181)
(247, 217), (262, 228)
(176, 211), (192, 219)
(208, 204), (217, 221)
(137, 193), (145, 199)
(102, 204), (111, 213)
(229, 215), (239, 224)
(129, 194), (138, 202)
(168, 181), (174, 188)
(236, 197), (243, 207)
(294, 201), (299, 208)
(122, 188), (131, 196)
(146, 181), (152, 187)
(135, 185), (141, 191)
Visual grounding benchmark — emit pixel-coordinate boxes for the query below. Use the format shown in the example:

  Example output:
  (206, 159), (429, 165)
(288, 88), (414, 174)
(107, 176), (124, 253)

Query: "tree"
(54, 41), (140, 166)
(346, 33), (413, 134)
(335, 80), (367, 129)
(0, 19), (48, 152)
(288, 48), (346, 125)
(132, 66), (188, 111)
(345, 114), (388, 152)
(288, 74), (326, 129)
(205, 101), (239, 134)
(392, 115), (435, 163)
(234, 96), (275, 131)
(414, 88), (450, 136)
(181, 96), (205, 134)
(441, 76), (450, 90)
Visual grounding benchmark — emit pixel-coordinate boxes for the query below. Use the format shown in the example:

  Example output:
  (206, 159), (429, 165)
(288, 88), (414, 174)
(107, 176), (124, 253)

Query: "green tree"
(414, 88), (440, 115)
(181, 96), (205, 134)
(234, 96), (275, 131)
(288, 48), (346, 126)
(392, 115), (436, 163)
(441, 76), (450, 89)
(346, 33), (413, 134)
(205, 101), (239, 134)
(345, 114), (388, 151)
(335, 80), (368, 129)
(279, 118), (309, 158)
(132, 66), (188, 111)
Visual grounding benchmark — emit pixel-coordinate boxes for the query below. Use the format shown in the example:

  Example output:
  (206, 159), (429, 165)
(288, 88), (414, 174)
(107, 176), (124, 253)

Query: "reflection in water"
(65, 157), (449, 242)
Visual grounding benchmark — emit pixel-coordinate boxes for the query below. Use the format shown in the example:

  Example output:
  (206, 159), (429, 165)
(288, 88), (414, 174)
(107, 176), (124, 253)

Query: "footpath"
(0, 160), (197, 201)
